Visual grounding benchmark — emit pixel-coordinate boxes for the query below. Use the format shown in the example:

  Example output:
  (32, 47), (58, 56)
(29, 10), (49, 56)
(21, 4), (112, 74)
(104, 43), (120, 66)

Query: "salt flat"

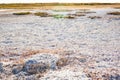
(0, 8), (120, 80)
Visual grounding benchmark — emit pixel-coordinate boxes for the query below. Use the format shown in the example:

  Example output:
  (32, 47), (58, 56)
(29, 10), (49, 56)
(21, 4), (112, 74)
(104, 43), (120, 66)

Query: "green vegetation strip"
(53, 14), (65, 19)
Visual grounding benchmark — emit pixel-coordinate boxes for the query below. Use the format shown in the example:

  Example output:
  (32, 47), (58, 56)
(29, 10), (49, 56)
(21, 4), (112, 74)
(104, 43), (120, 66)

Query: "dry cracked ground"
(0, 8), (120, 80)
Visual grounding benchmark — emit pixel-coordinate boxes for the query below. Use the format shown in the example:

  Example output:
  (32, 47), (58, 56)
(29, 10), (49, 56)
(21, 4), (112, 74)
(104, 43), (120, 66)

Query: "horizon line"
(0, 2), (120, 4)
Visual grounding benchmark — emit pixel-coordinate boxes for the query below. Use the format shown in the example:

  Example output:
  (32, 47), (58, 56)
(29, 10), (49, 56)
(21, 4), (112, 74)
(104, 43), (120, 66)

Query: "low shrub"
(65, 15), (75, 19)
(114, 7), (120, 9)
(53, 14), (75, 19)
(107, 12), (120, 15)
(34, 12), (50, 17)
(13, 12), (31, 15)
(74, 13), (86, 16)
(88, 16), (101, 19)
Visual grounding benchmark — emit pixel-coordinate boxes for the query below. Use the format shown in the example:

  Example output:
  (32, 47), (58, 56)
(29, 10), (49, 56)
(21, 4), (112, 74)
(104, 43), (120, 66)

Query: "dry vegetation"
(34, 12), (50, 17)
(88, 16), (102, 19)
(52, 14), (76, 19)
(76, 11), (96, 14)
(0, 3), (120, 9)
(73, 13), (86, 16)
(13, 12), (31, 15)
(65, 15), (76, 19)
(0, 49), (64, 64)
(114, 7), (120, 9)
(52, 10), (72, 12)
(56, 57), (68, 69)
(107, 11), (120, 15)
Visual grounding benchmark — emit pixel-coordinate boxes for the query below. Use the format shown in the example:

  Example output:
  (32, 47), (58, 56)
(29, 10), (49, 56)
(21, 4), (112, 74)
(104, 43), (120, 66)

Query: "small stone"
(0, 63), (3, 73)
(114, 74), (120, 80)
(109, 74), (120, 80)
(15, 71), (26, 80)
(116, 74), (120, 80)
(79, 58), (86, 63)
(12, 65), (23, 74)
(87, 74), (91, 77)
(26, 75), (36, 80)
(23, 60), (38, 74)
(23, 60), (49, 74)
(56, 58), (68, 69)
(50, 61), (56, 70)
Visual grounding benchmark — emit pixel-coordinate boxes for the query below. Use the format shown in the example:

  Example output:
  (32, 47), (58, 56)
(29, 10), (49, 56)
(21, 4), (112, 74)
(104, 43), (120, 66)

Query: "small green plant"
(107, 12), (120, 15)
(34, 12), (49, 17)
(52, 14), (65, 19)
(13, 12), (31, 15)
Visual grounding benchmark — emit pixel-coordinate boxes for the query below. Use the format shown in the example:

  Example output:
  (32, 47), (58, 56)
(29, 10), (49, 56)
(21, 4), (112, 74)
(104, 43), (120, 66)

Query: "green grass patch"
(52, 14), (65, 19)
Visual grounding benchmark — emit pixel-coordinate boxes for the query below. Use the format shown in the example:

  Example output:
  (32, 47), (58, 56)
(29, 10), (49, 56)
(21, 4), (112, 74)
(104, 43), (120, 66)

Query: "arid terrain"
(0, 4), (120, 80)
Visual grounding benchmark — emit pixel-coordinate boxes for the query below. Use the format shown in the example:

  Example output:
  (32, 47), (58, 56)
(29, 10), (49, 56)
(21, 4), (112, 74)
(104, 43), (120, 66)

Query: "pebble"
(0, 63), (3, 73)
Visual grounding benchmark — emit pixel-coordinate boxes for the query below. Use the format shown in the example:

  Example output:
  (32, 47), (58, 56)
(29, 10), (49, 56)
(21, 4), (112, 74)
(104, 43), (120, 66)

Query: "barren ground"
(0, 7), (120, 80)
